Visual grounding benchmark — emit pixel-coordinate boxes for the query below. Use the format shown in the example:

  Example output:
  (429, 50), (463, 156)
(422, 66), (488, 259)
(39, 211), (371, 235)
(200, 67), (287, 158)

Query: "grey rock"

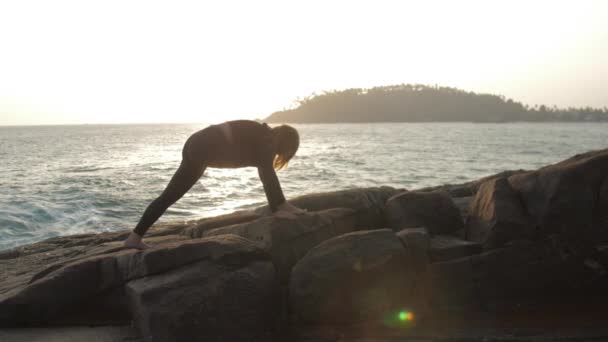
(508, 149), (608, 256)
(182, 210), (261, 238)
(0, 234), (266, 326)
(203, 208), (358, 280)
(429, 235), (482, 262)
(127, 259), (277, 342)
(255, 187), (399, 229)
(385, 191), (464, 234)
(396, 228), (430, 274)
(466, 177), (535, 249)
(290, 229), (414, 324)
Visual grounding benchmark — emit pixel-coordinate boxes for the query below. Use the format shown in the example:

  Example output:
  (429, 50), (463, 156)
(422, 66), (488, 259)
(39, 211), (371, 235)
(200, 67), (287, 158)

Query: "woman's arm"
(257, 162), (286, 212)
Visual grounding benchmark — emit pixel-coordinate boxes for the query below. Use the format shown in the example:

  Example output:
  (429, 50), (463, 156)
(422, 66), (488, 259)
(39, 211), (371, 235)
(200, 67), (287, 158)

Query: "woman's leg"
(125, 158), (205, 248)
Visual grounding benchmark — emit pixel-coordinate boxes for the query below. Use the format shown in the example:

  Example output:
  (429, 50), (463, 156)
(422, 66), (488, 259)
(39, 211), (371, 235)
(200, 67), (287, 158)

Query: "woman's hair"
(272, 124), (299, 170)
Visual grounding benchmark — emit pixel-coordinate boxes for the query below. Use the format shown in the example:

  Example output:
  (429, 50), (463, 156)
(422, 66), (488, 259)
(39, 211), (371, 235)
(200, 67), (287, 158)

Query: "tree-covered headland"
(265, 84), (608, 123)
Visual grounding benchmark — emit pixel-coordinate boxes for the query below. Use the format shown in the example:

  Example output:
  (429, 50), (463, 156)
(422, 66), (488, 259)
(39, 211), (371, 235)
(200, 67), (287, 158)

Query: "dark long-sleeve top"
(187, 120), (286, 212)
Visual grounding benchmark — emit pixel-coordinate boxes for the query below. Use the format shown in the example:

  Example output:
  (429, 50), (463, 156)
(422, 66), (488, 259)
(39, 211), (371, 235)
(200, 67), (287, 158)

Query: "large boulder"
(508, 149), (608, 254)
(127, 258), (277, 342)
(202, 208), (358, 279)
(472, 238), (594, 305)
(255, 187), (399, 229)
(385, 191), (464, 234)
(289, 229), (415, 324)
(0, 234), (268, 327)
(466, 177), (536, 249)
(428, 238), (594, 311)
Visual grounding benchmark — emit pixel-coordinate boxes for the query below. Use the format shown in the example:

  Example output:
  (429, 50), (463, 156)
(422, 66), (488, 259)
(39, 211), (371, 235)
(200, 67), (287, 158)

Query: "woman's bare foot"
(123, 232), (150, 250)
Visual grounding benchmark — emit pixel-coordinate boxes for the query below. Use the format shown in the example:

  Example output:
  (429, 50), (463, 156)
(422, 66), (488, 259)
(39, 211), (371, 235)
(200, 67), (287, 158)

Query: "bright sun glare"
(0, 0), (606, 125)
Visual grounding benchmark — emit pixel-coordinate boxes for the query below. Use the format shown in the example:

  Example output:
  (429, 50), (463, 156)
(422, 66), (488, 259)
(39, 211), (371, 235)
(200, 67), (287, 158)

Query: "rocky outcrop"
(0, 234), (268, 327)
(202, 208), (358, 279)
(255, 186), (399, 228)
(428, 238), (595, 311)
(127, 257), (277, 342)
(2, 149), (608, 341)
(289, 229), (415, 324)
(466, 177), (535, 249)
(508, 149), (608, 255)
(385, 191), (464, 234)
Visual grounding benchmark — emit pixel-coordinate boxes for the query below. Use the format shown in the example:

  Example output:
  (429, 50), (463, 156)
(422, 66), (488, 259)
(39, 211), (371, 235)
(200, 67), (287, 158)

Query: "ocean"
(1, 122), (607, 250)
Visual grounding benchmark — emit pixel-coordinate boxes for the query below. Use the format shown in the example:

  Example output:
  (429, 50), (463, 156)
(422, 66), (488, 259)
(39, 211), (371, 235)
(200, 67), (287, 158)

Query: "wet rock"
(429, 235), (482, 262)
(466, 177), (535, 249)
(127, 259), (277, 342)
(10, 223), (187, 260)
(203, 208), (358, 280)
(385, 191), (464, 234)
(255, 187), (399, 229)
(290, 229), (414, 324)
(0, 249), (19, 260)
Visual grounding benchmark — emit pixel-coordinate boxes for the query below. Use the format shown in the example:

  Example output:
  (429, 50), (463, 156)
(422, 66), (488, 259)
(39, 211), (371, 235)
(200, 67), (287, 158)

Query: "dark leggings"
(133, 137), (207, 237)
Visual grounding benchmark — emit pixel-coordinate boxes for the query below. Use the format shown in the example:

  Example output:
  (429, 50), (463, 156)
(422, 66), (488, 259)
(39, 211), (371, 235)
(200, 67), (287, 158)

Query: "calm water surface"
(1, 122), (607, 250)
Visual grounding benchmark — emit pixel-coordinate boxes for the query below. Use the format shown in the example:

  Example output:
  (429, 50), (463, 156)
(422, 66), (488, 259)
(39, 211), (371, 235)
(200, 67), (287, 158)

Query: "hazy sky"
(1, 0), (607, 125)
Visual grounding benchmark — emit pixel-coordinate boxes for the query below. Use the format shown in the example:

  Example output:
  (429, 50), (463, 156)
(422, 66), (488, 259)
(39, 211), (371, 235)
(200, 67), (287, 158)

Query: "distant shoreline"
(265, 84), (608, 124)
(265, 120), (608, 124)
(3, 120), (608, 128)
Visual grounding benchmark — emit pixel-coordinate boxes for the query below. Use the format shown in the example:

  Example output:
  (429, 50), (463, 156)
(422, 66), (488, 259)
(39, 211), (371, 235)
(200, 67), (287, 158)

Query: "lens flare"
(398, 310), (413, 322)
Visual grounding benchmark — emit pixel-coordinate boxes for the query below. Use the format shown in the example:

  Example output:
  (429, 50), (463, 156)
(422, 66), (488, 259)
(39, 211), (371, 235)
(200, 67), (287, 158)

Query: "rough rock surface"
(202, 208), (358, 279)
(466, 177), (536, 249)
(255, 186), (399, 228)
(429, 235), (482, 262)
(417, 169), (528, 197)
(182, 210), (261, 238)
(290, 229), (414, 324)
(385, 191), (464, 234)
(127, 259), (277, 342)
(428, 239), (596, 311)
(0, 234), (267, 327)
(452, 196), (474, 221)
(396, 228), (430, 274)
(508, 149), (608, 255)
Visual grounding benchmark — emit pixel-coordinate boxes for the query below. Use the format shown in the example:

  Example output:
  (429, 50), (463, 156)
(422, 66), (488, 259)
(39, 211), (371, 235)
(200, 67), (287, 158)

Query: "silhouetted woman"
(123, 120), (305, 249)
